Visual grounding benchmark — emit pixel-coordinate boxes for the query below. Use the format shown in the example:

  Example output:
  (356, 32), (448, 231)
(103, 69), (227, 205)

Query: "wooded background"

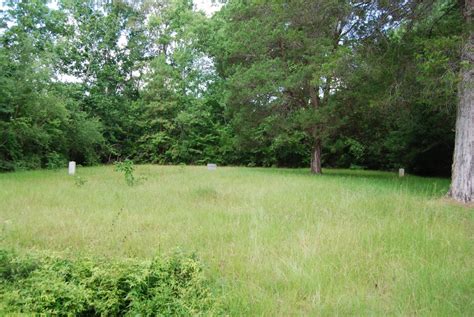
(0, 0), (463, 176)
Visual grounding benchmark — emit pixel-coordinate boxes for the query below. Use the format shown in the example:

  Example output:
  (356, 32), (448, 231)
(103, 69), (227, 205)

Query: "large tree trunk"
(449, 0), (474, 203)
(311, 139), (322, 174)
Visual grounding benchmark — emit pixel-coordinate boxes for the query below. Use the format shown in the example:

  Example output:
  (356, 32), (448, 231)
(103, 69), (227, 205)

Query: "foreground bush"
(0, 249), (220, 315)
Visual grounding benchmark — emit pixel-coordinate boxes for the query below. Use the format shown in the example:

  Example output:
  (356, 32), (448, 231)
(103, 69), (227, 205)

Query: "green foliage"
(73, 176), (87, 187)
(0, 249), (220, 315)
(114, 159), (140, 186)
(46, 152), (67, 170)
(0, 0), (465, 176)
(322, 0), (461, 176)
(0, 1), (103, 171)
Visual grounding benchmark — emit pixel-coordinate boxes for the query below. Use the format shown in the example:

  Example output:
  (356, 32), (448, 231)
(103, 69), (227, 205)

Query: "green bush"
(46, 152), (67, 170)
(73, 176), (88, 187)
(0, 249), (221, 316)
(114, 159), (139, 186)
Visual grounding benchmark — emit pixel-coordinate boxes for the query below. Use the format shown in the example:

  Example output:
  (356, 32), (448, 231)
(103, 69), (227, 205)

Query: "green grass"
(0, 165), (472, 315)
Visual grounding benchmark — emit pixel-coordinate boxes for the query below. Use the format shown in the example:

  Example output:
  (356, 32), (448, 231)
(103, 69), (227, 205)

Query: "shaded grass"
(0, 165), (472, 315)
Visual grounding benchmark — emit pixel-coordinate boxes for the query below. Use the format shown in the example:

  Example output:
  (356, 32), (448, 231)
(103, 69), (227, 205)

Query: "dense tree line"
(0, 0), (466, 177)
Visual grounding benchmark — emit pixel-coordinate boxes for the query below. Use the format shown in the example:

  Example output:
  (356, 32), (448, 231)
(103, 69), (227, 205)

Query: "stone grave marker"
(399, 168), (405, 177)
(68, 161), (76, 175)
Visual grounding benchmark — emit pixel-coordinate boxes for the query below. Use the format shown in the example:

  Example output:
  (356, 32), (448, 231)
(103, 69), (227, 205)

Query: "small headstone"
(399, 168), (405, 177)
(68, 161), (76, 175)
(207, 163), (217, 171)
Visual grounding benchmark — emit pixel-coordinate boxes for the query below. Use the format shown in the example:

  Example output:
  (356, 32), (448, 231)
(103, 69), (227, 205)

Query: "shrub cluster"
(0, 249), (220, 316)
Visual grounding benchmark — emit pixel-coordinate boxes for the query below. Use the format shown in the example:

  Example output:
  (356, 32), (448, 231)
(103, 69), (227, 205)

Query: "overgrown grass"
(0, 165), (472, 315)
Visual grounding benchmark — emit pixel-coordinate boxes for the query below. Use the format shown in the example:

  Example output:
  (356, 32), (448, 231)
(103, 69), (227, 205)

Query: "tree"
(323, 0), (461, 176)
(210, 0), (432, 174)
(135, 0), (230, 164)
(209, 0), (349, 173)
(0, 0), (103, 170)
(57, 0), (148, 161)
(449, 0), (474, 202)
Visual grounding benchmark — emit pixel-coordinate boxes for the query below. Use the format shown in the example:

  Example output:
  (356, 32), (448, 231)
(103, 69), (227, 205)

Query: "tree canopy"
(0, 0), (466, 180)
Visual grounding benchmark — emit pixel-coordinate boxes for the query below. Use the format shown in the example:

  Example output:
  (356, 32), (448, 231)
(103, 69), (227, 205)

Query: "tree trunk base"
(310, 141), (322, 174)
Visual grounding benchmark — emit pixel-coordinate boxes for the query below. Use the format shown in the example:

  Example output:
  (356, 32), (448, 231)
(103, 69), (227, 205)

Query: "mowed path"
(0, 165), (472, 315)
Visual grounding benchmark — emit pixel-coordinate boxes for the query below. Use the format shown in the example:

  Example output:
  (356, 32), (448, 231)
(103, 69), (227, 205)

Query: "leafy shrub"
(114, 159), (145, 186)
(0, 249), (221, 316)
(12, 156), (42, 171)
(46, 152), (67, 170)
(73, 176), (88, 187)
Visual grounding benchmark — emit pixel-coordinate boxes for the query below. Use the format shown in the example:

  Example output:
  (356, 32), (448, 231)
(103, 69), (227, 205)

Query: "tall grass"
(0, 165), (472, 315)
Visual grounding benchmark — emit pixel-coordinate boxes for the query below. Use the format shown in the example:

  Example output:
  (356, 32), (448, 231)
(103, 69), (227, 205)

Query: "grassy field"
(0, 165), (472, 315)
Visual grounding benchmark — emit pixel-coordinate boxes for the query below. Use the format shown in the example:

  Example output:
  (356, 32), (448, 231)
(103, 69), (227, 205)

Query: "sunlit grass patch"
(0, 166), (472, 315)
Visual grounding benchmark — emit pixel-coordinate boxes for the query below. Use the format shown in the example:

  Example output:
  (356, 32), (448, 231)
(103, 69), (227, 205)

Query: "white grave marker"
(68, 161), (76, 175)
(399, 168), (405, 177)
(207, 163), (217, 171)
